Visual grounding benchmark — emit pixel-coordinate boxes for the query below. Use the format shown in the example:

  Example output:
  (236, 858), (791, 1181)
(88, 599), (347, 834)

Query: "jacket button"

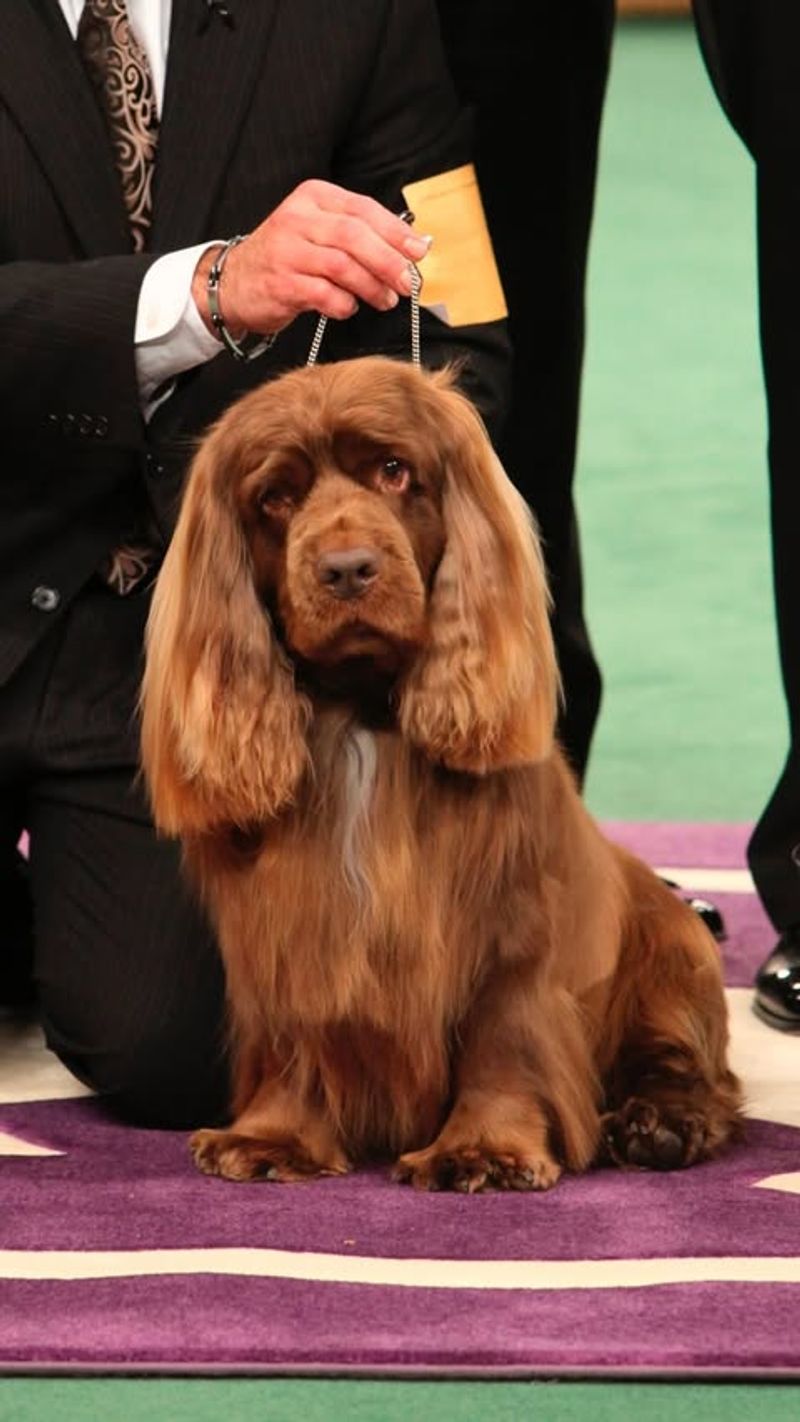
(78, 413), (96, 436)
(95, 415), (109, 438)
(31, 585), (61, 613)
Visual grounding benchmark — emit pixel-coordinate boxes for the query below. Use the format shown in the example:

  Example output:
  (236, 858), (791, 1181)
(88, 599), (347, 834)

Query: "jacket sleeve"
(0, 254), (155, 448)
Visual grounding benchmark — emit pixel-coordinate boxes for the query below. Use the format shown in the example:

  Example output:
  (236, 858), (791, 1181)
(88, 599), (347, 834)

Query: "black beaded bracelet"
(206, 235), (277, 363)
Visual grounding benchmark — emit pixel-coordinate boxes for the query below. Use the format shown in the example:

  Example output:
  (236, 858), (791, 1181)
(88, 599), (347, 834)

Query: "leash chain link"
(306, 262), (422, 369)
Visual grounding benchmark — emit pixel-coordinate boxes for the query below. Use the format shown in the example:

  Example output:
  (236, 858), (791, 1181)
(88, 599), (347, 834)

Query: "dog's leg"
(191, 1046), (350, 1183)
(393, 1087), (562, 1193)
(393, 965), (601, 1193)
(191, 1089), (350, 1182)
(599, 868), (744, 1171)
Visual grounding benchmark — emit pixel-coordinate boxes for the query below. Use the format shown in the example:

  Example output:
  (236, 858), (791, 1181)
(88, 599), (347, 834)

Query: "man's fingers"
(304, 242), (400, 311)
(304, 213), (424, 302)
(298, 180), (432, 262)
(302, 277), (359, 321)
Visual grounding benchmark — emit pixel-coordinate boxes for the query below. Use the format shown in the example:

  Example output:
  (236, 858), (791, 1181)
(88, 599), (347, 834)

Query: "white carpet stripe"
(725, 988), (800, 1128)
(655, 867), (754, 894)
(754, 1173), (800, 1196)
(1, 1249), (799, 1290)
(0, 1131), (61, 1157)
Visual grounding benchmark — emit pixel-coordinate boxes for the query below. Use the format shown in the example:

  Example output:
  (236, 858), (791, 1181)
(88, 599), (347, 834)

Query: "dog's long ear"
(399, 376), (558, 773)
(140, 427), (309, 836)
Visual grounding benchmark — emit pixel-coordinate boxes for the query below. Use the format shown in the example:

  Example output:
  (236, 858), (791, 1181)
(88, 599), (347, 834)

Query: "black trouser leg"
(437, 0), (614, 780)
(27, 769), (229, 1127)
(0, 791), (34, 1010)
(0, 584), (230, 1126)
(694, 0), (800, 930)
(743, 162), (800, 930)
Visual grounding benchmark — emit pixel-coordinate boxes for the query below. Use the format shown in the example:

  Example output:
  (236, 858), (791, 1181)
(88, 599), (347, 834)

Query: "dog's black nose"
(316, 547), (381, 600)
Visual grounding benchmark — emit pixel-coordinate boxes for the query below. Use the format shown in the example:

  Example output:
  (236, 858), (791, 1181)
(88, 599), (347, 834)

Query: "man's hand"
(192, 179), (432, 340)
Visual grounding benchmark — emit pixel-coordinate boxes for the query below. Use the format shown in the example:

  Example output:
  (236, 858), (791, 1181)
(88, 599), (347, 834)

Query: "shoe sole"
(752, 998), (800, 1033)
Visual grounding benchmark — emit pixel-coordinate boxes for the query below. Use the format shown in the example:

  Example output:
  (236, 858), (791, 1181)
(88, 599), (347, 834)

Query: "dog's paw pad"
(600, 1099), (705, 1171)
(393, 1145), (562, 1194)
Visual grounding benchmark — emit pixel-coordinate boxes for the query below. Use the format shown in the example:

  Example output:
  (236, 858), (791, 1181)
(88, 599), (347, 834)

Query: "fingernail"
(383, 289), (399, 309)
(403, 233), (433, 259)
(398, 267), (414, 296)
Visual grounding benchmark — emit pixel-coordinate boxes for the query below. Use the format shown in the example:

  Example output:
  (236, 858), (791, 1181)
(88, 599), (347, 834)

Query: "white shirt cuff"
(135, 242), (224, 419)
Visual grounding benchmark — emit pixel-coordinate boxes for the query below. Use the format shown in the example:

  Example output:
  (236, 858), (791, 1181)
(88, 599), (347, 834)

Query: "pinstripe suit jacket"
(0, 0), (509, 687)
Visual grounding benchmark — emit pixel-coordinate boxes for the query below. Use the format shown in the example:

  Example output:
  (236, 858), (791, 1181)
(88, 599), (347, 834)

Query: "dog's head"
(243, 358), (445, 686)
(141, 356), (558, 833)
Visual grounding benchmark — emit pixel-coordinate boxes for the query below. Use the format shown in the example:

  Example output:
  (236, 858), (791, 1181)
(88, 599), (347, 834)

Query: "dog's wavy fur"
(141, 355), (743, 1191)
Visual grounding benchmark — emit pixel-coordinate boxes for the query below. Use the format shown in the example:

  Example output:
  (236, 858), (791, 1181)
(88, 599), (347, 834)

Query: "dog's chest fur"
(244, 715), (531, 1025)
(193, 712), (557, 1148)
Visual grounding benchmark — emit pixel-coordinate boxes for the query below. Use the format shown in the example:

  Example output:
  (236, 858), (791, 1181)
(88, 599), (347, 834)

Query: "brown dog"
(140, 355), (743, 1191)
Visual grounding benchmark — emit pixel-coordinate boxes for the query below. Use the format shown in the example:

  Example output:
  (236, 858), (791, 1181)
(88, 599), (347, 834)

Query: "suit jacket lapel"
(0, 0), (131, 255)
(150, 0), (283, 250)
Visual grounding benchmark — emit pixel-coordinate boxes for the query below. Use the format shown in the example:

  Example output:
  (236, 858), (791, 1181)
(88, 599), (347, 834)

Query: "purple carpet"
(1, 824), (798, 1378)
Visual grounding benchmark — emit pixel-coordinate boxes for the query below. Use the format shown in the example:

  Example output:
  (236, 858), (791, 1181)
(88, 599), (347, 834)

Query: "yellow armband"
(402, 163), (507, 327)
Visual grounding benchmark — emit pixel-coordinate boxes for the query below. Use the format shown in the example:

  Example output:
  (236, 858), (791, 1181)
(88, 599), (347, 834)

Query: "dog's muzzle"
(316, 546), (383, 601)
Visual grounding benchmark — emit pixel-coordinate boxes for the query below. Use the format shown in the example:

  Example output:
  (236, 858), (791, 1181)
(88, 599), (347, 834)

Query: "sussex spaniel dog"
(140, 355), (742, 1191)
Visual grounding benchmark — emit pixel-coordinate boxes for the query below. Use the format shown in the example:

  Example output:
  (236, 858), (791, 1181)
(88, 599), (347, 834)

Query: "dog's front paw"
(599, 1098), (707, 1171)
(392, 1143), (562, 1193)
(190, 1128), (349, 1183)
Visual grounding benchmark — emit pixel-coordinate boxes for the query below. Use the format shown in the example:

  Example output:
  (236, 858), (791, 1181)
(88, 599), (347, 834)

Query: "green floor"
(4, 19), (795, 1422)
(2, 1379), (800, 1422)
(581, 20), (784, 823)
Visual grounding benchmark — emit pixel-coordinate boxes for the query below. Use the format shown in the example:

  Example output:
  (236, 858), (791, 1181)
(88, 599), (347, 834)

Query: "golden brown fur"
(140, 355), (743, 1191)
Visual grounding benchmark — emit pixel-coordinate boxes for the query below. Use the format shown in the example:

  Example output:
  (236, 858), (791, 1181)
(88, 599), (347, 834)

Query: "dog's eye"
(375, 457), (411, 494)
(259, 487), (297, 518)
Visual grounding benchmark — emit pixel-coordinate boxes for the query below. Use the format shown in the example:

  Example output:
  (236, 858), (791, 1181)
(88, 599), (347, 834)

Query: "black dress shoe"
(753, 929), (800, 1032)
(660, 879), (727, 942)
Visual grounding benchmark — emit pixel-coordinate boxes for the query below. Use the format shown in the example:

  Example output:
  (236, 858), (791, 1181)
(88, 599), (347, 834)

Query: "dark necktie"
(77, 0), (162, 593)
(76, 0), (158, 253)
